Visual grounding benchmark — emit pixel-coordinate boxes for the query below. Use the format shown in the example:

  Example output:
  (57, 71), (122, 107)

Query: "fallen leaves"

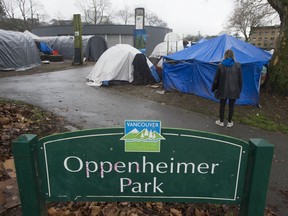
(0, 100), (69, 162)
(46, 202), (240, 216)
(0, 178), (20, 213)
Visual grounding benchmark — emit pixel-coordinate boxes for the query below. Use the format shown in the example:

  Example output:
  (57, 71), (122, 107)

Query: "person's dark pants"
(219, 98), (236, 122)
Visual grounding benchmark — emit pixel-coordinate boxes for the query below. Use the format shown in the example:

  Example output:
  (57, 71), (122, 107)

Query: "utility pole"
(73, 14), (83, 65)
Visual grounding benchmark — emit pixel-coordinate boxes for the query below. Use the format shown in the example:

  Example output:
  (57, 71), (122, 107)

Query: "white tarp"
(164, 32), (181, 42)
(86, 44), (153, 86)
(0, 29), (41, 71)
(150, 32), (184, 58)
(23, 30), (41, 40)
(149, 41), (184, 58)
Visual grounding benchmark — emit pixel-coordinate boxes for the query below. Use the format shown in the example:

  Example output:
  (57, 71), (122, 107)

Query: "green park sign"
(13, 120), (274, 216)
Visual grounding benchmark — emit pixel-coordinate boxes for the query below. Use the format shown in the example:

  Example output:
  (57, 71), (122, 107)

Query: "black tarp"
(83, 36), (108, 61)
(132, 53), (154, 85)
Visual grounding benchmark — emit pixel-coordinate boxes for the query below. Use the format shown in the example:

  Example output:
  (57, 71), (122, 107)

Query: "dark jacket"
(211, 59), (242, 100)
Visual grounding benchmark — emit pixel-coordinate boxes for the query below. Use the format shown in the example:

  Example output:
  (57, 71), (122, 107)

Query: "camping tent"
(164, 32), (181, 42)
(86, 44), (160, 86)
(38, 35), (108, 61)
(163, 34), (272, 105)
(0, 29), (41, 71)
(83, 36), (108, 61)
(150, 32), (184, 58)
(149, 41), (184, 58)
(149, 32), (184, 80)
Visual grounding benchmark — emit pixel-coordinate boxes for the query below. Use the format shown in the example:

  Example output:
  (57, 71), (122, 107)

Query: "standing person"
(211, 49), (242, 128)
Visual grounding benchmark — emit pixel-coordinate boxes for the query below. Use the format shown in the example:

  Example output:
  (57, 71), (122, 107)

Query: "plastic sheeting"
(84, 36), (108, 61)
(0, 29), (41, 71)
(197, 38), (208, 43)
(86, 44), (159, 86)
(149, 41), (184, 58)
(23, 30), (41, 40)
(38, 35), (108, 61)
(164, 32), (181, 42)
(150, 32), (184, 58)
(163, 34), (272, 105)
(37, 42), (53, 54)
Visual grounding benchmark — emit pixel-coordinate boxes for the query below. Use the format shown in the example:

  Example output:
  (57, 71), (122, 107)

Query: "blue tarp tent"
(197, 38), (208, 43)
(163, 34), (272, 105)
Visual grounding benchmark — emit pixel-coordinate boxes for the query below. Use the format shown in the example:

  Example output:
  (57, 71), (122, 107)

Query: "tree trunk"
(267, 0), (288, 96)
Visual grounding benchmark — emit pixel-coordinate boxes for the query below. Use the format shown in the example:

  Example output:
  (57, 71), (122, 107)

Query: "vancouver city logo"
(121, 120), (165, 152)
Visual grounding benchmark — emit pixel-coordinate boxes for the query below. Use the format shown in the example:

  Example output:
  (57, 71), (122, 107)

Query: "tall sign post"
(134, 8), (146, 55)
(73, 14), (83, 65)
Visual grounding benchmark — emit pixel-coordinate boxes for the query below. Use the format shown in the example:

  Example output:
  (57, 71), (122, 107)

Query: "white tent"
(149, 32), (184, 58)
(86, 44), (157, 86)
(149, 41), (184, 58)
(164, 32), (181, 42)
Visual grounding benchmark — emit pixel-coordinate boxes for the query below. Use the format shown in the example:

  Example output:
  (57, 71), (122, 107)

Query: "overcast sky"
(39, 0), (234, 36)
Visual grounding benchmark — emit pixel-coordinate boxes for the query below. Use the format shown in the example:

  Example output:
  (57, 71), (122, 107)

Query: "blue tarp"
(39, 42), (53, 55)
(197, 38), (208, 44)
(163, 34), (272, 105)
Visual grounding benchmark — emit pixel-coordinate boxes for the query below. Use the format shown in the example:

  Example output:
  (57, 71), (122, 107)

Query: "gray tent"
(38, 35), (108, 61)
(0, 29), (41, 71)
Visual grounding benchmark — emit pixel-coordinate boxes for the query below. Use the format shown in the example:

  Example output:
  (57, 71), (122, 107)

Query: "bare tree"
(265, 0), (288, 96)
(145, 10), (167, 27)
(115, 5), (133, 25)
(1, 0), (28, 30)
(0, 0), (6, 18)
(114, 7), (168, 27)
(50, 11), (65, 26)
(228, 0), (276, 41)
(232, 0), (288, 96)
(17, 0), (29, 25)
(2, 0), (43, 29)
(76, 0), (112, 24)
(28, 0), (43, 27)
(2, 0), (17, 19)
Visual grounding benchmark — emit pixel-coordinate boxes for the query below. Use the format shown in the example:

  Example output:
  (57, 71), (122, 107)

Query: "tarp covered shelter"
(24, 30), (54, 55)
(164, 32), (181, 42)
(197, 38), (208, 44)
(38, 35), (108, 61)
(23, 30), (41, 40)
(163, 34), (272, 105)
(0, 29), (41, 71)
(86, 44), (160, 86)
(150, 32), (184, 58)
(149, 41), (184, 58)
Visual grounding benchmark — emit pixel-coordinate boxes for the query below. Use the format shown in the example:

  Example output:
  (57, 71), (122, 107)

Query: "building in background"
(32, 25), (172, 56)
(249, 25), (280, 50)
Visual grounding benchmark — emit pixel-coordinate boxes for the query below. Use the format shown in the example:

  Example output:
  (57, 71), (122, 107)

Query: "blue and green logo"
(121, 120), (165, 152)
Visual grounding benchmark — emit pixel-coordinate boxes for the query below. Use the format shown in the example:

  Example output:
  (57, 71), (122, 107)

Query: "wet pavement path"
(0, 67), (287, 215)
